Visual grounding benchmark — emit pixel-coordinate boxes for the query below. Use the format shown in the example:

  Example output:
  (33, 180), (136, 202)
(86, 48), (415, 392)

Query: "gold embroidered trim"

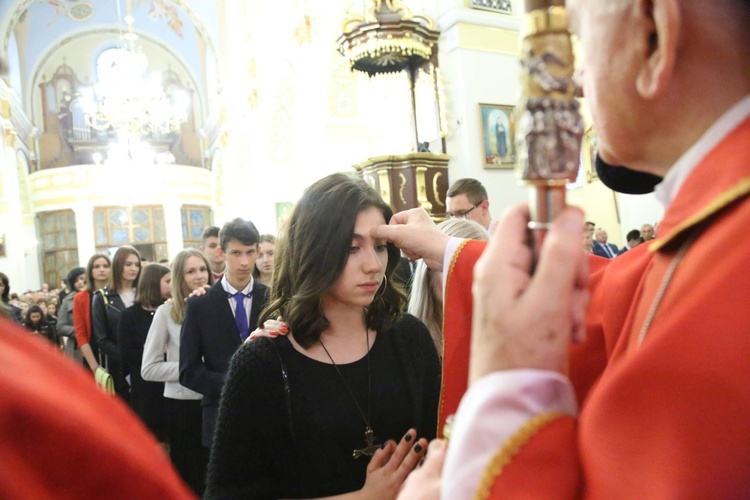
(474, 411), (568, 500)
(649, 177), (750, 252)
(438, 238), (473, 437)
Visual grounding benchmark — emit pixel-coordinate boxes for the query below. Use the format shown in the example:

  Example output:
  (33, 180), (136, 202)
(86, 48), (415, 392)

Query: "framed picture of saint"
(275, 202), (293, 231)
(479, 103), (517, 169)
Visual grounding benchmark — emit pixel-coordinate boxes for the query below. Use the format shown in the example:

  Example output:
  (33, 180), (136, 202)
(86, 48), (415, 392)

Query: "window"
(38, 210), (79, 288)
(181, 205), (212, 249)
(94, 206), (167, 262)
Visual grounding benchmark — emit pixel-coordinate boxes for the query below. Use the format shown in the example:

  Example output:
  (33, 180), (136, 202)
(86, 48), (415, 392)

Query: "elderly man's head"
(640, 224), (655, 241)
(567, 0), (749, 178)
(594, 228), (608, 243)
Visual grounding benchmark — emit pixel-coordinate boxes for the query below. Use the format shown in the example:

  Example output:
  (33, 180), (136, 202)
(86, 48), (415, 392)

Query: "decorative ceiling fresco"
(0, 0), (221, 104)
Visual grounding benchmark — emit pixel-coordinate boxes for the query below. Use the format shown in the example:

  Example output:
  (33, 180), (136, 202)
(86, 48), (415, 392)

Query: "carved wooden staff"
(517, 0), (583, 257)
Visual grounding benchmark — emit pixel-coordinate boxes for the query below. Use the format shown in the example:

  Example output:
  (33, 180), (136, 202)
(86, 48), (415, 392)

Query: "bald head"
(640, 224), (655, 241)
(569, 0), (750, 178)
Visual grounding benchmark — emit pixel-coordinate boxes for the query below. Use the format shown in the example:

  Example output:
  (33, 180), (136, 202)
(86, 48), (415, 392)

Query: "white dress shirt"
(221, 275), (254, 327)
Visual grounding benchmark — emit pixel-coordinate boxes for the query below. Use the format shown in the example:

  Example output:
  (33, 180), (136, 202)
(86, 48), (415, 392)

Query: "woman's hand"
(244, 318), (288, 344)
(358, 429), (428, 500)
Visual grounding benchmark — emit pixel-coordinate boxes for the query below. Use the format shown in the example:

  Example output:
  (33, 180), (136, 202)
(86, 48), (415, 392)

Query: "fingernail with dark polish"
(404, 433), (412, 442)
(414, 443), (423, 453)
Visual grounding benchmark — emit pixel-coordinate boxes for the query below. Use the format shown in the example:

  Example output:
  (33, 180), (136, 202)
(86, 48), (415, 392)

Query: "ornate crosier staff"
(442, 0), (583, 443)
(517, 0), (583, 258)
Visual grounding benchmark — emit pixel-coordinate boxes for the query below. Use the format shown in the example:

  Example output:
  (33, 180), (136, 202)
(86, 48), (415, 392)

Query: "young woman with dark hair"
(142, 249), (214, 495)
(73, 254), (111, 372)
(0, 272), (23, 323)
(253, 234), (276, 287)
(45, 301), (58, 334)
(57, 267), (86, 363)
(23, 304), (59, 346)
(92, 246), (141, 399)
(206, 173), (441, 499)
(117, 263), (170, 440)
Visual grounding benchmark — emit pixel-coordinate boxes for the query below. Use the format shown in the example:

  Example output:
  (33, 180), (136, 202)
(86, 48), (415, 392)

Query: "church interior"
(0, 0), (663, 291)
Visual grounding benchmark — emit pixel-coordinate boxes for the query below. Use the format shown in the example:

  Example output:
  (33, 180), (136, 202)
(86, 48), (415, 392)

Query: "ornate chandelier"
(337, 0), (440, 76)
(78, 0), (188, 136)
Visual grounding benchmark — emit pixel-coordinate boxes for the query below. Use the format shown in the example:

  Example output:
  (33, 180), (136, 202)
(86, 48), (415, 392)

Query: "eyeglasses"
(446, 205), (478, 219)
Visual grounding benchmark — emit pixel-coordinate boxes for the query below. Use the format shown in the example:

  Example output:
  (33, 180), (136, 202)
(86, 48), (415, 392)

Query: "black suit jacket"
(179, 279), (268, 447)
(592, 241), (619, 259)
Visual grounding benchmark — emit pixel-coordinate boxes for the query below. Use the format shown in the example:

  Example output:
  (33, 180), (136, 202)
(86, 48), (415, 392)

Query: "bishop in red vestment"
(382, 0), (750, 498)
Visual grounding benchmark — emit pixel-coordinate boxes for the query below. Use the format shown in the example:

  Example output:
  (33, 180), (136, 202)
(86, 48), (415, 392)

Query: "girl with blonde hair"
(253, 234), (277, 287)
(407, 219), (490, 356)
(142, 248), (214, 495)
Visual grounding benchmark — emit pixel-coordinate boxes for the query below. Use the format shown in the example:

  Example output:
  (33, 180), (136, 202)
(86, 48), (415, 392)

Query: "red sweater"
(73, 290), (92, 347)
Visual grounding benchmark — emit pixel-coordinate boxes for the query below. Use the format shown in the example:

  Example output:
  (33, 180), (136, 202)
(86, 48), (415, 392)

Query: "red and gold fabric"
(441, 116), (750, 498)
(0, 317), (194, 499)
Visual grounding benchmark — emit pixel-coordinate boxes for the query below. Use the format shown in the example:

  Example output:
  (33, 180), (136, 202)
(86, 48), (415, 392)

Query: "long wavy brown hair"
(259, 173), (405, 349)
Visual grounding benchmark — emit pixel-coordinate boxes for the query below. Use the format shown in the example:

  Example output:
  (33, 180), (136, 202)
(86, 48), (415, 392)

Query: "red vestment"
(442, 117), (750, 497)
(0, 317), (194, 499)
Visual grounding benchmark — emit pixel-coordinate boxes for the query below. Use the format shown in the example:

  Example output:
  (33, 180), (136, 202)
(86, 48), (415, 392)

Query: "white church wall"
(438, 7), (527, 220)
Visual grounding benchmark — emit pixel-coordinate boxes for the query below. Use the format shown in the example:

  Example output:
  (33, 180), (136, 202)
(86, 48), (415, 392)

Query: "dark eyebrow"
(352, 233), (365, 240)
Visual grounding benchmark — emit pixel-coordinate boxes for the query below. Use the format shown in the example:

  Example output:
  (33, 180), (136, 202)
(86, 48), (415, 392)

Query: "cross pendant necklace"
(353, 427), (380, 459)
(319, 327), (380, 459)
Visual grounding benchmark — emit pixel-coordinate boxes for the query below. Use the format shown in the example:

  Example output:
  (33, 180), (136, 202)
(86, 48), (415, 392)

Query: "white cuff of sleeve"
(441, 370), (577, 500)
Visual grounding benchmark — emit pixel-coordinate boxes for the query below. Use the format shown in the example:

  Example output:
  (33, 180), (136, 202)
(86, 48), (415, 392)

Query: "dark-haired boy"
(180, 218), (269, 449)
(200, 226), (226, 281)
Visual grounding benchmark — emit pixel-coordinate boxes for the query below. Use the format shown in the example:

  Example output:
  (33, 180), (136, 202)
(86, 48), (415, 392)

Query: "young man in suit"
(591, 228), (619, 259)
(179, 218), (269, 449)
(200, 226), (226, 281)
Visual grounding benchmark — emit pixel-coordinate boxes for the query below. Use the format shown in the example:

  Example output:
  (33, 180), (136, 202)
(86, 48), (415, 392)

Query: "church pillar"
(163, 200), (185, 259)
(73, 202), (95, 263)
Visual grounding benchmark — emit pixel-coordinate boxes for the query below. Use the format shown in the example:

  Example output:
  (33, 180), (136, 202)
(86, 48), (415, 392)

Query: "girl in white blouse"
(142, 248), (214, 495)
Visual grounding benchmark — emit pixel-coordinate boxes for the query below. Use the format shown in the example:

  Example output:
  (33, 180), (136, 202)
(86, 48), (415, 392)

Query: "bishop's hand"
(371, 209), (449, 271)
(470, 205), (589, 383)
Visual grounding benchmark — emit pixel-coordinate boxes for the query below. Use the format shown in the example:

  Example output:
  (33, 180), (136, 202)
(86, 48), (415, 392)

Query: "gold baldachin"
(523, 6), (569, 37)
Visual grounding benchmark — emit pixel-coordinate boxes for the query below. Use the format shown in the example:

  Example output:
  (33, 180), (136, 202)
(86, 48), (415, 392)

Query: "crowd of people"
(0, 224), (284, 496)
(2, 176), (461, 498)
(581, 220), (657, 257)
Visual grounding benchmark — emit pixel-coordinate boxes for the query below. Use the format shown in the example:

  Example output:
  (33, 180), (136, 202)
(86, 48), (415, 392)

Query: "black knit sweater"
(205, 314), (441, 499)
